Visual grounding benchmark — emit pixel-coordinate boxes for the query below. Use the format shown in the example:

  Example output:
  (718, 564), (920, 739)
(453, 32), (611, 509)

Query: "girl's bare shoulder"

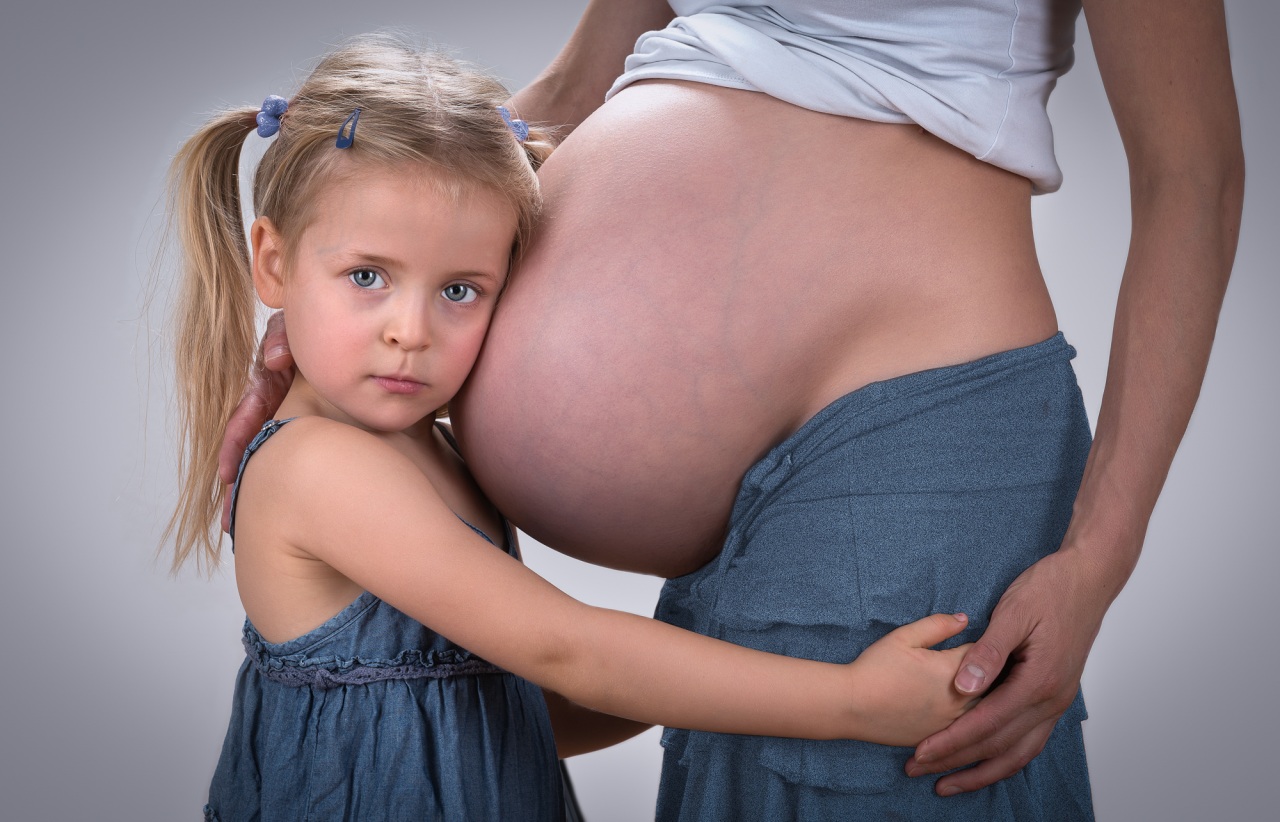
(240, 417), (439, 521)
(252, 417), (415, 474)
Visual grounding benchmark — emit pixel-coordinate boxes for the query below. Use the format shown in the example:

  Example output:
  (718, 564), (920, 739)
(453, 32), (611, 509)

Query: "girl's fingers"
(892, 612), (969, 649)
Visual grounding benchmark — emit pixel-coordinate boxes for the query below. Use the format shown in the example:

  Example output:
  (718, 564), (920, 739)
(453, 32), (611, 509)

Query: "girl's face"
(251, 164), (518, 433)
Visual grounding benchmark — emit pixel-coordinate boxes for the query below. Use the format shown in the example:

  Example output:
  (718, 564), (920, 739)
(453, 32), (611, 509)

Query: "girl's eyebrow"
(325, 248), (402, 268)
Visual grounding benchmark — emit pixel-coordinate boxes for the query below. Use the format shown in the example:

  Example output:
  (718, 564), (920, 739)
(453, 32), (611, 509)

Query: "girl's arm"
(910, 0), (1245, 794)
(253, 417), (973, 746)
(506, 0), (675, 134)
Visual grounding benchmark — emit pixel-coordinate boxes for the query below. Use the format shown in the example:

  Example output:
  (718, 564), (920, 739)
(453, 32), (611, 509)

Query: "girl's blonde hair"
(165, 33), (554, 573)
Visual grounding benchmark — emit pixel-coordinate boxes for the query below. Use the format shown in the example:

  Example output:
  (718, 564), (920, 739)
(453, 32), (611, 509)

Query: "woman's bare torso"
(452, 81), (1057, 577)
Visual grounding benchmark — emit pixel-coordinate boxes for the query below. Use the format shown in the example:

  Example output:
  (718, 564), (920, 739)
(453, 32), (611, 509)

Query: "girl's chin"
(344, 408), (441, 435)
(289, 394), (435, 433)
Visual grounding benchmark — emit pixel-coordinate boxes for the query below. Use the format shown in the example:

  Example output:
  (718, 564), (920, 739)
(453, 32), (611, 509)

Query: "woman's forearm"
(542, 688), (654, 758)
(1061, 0), (1245, 594)
(507, 0), (674, 133)
(1059, 164), (1244, 593)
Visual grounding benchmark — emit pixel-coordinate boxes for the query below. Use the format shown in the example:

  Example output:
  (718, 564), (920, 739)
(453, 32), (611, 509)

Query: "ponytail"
(520, 122), (557, 173)
(164, 107), (260, 573)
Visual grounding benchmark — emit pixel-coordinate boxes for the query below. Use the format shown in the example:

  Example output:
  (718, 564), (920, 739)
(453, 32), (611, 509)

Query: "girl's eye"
(349, 269), (385, 289)
(442, 283), (479, 304)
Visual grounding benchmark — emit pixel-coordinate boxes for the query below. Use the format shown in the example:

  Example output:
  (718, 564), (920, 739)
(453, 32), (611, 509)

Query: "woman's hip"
(656, 333), (1093, 658)
(652, 333), (1096, 820)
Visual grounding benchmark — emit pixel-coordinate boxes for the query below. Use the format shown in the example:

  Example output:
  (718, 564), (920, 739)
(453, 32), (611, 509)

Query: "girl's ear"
(250, 217), (286, 308)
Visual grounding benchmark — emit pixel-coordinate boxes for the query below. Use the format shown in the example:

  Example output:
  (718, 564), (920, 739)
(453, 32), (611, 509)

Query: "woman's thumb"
(954, 619), (1021, 695)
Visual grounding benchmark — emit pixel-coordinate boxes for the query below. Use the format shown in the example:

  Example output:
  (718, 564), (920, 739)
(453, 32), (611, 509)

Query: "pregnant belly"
(451, 82), (1054, 577)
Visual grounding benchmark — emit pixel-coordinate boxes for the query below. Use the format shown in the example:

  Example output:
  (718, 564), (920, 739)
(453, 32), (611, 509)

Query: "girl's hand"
(218, 310), (293, 532)
(846, 612), (977, 747)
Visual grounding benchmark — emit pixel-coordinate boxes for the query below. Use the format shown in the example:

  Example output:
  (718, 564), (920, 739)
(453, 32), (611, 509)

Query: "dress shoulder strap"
(433, 420), (462, 455)
(228, 418), (296, 545)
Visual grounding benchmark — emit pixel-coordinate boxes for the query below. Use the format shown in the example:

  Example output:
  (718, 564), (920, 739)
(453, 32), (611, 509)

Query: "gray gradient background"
(0, 1), (1275, 819)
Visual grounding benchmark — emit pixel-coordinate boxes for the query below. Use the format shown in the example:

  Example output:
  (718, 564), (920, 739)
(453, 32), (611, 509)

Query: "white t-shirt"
(607, 0), (1082, 193)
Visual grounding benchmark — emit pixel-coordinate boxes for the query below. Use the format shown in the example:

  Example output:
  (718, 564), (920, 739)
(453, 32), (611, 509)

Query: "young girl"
(167, 34), (975, 821)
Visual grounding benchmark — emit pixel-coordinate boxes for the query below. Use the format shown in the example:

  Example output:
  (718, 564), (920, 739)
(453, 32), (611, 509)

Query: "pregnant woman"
(451, 1), (1242, 818)
(226, 1), (1242, 818)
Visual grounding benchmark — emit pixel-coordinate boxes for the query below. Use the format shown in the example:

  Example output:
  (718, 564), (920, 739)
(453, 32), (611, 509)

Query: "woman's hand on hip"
(905, 548), (1111, 794)
(218, 310), (293, 531)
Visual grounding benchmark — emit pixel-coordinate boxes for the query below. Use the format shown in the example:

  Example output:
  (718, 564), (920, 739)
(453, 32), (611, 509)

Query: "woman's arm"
(506, 0), (675, 134)
(512, 519), (655, 758)
(542, 689), (654, 758)
(909, 0), (1245, 795)
(258, 417), (974, 745)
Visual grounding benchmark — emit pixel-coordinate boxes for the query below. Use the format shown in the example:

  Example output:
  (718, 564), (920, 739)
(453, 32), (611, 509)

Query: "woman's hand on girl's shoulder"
(219, 311), (294, 532)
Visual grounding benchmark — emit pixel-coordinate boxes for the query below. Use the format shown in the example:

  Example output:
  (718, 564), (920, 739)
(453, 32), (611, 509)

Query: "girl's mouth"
(372, 376), (426, 395)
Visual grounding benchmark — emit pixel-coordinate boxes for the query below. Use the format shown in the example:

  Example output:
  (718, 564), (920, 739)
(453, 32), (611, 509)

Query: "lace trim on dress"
(242, 633), (505, 689)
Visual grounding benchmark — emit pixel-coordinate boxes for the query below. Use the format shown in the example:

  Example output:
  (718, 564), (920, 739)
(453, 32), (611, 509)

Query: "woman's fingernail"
(953, 612), (967, 622)
(940, 785), (963, 797)
(266, 346), (288, 362)
(956, 664), (986, 693)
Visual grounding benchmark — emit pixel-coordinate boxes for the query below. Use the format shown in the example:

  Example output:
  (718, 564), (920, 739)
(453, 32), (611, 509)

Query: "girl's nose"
(384, 300), (431, 351)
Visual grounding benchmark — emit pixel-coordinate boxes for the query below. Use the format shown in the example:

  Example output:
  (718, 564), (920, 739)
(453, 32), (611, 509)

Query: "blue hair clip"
(256, 95), (288, 138)
(336, 108), (361, 149)
(497, 106), (529, 143)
